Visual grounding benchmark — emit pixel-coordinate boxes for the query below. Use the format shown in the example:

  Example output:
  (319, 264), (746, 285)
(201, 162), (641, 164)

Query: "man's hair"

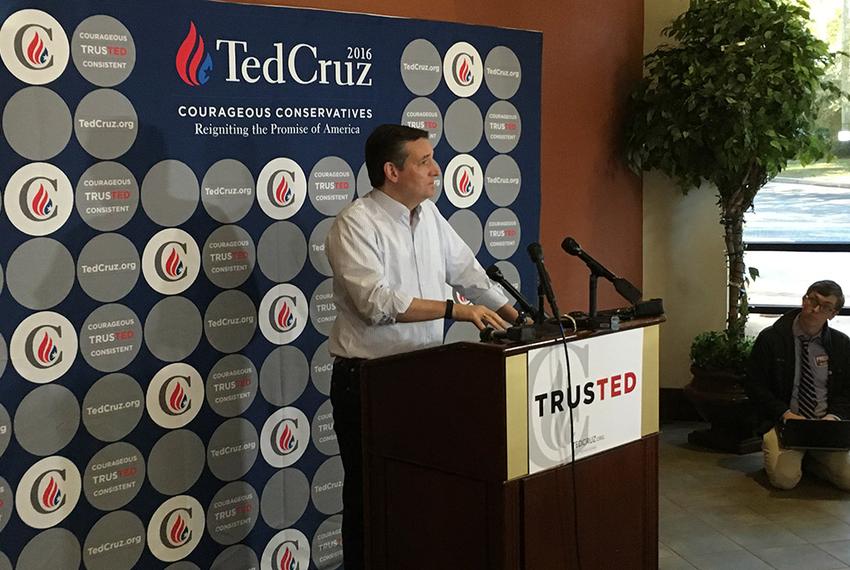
(365, 124), (429, 188)
(806, 280), (845, 311)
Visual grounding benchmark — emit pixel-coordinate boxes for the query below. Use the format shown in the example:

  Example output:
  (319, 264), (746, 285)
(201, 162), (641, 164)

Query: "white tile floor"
(660, 423), (850, 569)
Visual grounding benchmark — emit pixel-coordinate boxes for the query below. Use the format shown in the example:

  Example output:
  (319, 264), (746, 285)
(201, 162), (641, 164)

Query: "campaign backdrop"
(0, 0), (541, 568)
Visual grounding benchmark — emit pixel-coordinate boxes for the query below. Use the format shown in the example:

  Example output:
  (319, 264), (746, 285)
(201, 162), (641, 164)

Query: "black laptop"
(779, 419), (850, 451)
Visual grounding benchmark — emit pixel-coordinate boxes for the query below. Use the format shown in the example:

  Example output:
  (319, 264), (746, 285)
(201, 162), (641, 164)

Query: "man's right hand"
(782, 410), (806, 422)
(454, 304), (510, 331)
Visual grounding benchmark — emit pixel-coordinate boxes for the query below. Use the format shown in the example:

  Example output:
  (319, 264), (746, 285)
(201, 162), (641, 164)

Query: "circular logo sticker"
(7, 238), (75, 309)
(309, 157), (355, 216)
(16, 529), (80, 570)
(260, 407), (310, 468)
(262, 529), (311, 570)
(146, 363), (204, 429)
(484, 46), (522, 99)
(0, 404), (11, 458)
(485, 100), (522, 153)
(207, 418), (259, 482)
(256, 157), (307, 220)
(75, 161), (139, 231)
(83, 442), (145, 511)
(82, 511), (145, 570)
(495, 260), (522, 295)
(77, 233), (140, 302)
(202, 225), (256, 289)
(4, 162), (73, 236)
(402, 97), (443, 147)
(259, 284), (308, 345)
(71, 15), (136, 87)
(310, 340), (333, 396)
(201, 159), (255, 223)
(309, 278), (337, 337)
(0, 9), (69, 84)
(260, 468), (309, 530)
(445, 321), (480, 343)
(204, 290), (257, 354)
(147, 432), (205, 497)
(142, 228), (201, 295)
(14, 384), (79, 456)
(400, 38), (441, 96)
(141, 159), (200, 227)
(2, 86), (72, 160)
(16, 455), (82, 528)
(257, 221), (308, 283)
(311, 456), (344, 515)
(485, 154), (521, 207)
(311, 399), (338, 456)
(444, 98), (483, 153)
(74, 88), (138, 159)
(212, 545), (259, 570)
(80, 304), (142, 372)
(260, 346), (309, 406)
(485, 208), (521, 259)
(147, 495), (205, 562)
(11, 311), (77, 383)
(207, 481), (259, 545)
(447, 210), (483, 256)
(444, 154), (483, 209)
(443, 41), (482, 97)
(307, 218), (334, 277)
(206, 354), (258, 417)
(0, 476), (12, 533)
(312, 515), (343, 569)
(144, 296), (203, 362)
(82, 373), (144, 442)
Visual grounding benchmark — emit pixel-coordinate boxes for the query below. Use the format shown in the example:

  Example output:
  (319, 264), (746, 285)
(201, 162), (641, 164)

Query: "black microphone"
(527, 242), (561, 321)
(486, 264), (538, 318)
(561, 237), (642, 305)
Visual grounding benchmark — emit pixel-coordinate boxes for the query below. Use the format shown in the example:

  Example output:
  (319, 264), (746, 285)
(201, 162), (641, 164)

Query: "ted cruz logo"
(147, 363), (203, 429)
(176, 22), (212, 86)
(452, 164), (476, 198)
(261, 408), (309, 468)
(11, 312), (77, 384)
(16, 456), (80, 528)
(257, 158), (307, 220)
(4, 163), (73, 236)
(444, 154), (483, 209)
(271, 295), (297, 334)
(147, 496), (204, 562)
(259, 284), (308, 344)
(262, 529), (311, 570)
(0, 10), (69, 84)
(142, 229), (200, 295)
(443, 42), (482, 97)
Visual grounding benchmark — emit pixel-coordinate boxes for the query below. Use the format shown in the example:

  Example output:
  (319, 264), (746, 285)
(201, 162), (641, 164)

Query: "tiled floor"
(660, 422), (850, 569)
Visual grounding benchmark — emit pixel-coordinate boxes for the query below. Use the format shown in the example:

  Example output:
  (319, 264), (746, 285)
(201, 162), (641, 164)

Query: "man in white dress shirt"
(326, 124), (520, 569)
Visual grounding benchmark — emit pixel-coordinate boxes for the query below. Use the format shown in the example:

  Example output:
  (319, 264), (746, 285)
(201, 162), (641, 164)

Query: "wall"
(642, 0), (727, 388)
(231, 0), (646, 312)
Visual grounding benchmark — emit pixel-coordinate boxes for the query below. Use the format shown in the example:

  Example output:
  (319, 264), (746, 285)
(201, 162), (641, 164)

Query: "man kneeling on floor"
(744, 280), (850, 490)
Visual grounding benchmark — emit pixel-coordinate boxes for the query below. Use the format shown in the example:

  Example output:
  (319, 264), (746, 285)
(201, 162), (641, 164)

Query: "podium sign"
(527, 328), (644, 474)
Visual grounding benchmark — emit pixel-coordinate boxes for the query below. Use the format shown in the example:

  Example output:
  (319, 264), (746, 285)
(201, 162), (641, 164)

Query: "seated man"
(744, 280), (850, 490)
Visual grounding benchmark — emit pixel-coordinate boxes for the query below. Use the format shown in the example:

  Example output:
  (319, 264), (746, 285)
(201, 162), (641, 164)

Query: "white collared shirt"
(325, 189), (509, 359)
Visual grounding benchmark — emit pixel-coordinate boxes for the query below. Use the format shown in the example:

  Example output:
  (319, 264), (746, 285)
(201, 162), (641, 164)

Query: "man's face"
(390, 137), (440, 205)
(800, 290), (839, 330)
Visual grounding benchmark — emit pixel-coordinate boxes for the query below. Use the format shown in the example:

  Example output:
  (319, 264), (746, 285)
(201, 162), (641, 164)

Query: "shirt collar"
(370, 188), (422, 226)
(792, 314), (822, 343)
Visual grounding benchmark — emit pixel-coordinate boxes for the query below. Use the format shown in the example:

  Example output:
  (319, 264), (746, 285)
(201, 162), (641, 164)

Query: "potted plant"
(624, 0), (844, 451)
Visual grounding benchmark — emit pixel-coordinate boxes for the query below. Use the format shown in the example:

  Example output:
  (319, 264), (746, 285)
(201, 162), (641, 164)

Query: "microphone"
(561, 237), (642, 305)
(486, 264), (538, 318)
(527, 242), (561, 321)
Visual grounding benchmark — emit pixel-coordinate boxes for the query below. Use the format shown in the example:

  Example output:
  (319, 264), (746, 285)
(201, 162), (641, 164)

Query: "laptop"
(779, 419), (850, 451)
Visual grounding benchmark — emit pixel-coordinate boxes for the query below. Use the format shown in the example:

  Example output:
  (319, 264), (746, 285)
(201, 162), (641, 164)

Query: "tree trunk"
(723, 212), (746, 339)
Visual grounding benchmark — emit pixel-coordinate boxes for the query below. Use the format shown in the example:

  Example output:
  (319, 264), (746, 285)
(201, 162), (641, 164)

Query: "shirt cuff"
(471, 286), (510, 312)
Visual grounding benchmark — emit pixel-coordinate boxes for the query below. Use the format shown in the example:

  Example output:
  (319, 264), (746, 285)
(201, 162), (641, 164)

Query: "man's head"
(365, 124), (439, 208)
(800, 280), (844, 330)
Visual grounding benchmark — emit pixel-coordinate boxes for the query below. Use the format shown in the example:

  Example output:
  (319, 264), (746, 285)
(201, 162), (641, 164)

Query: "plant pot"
(682, 365), (760, 454)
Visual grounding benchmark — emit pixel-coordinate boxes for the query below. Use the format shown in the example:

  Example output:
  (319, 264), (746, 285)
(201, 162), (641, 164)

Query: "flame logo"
(278, 423), (297, 454)
(457, 169), (474, 197)
(164, 247), (185, 279)
(37, 331), (59, 365)
(168, 381), (190, 414)
(278, 546), (298, 570)
(274, 175), (294, 207)
(30, 183), (54, 218)
(26, 31), (49, 67)
(176, 22), (213, 86)
(277, 301), (294, 331)
(169, 514), (190, 546)
(40, 476), (62, 510)
(455, 55), (474, 86)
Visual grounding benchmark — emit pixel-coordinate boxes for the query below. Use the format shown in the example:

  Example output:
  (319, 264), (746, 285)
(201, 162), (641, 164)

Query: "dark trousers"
(330, 358), (364, 570)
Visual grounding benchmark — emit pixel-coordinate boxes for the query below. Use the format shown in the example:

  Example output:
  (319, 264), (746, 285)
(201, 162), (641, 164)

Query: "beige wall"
(642, 0), (727, 388)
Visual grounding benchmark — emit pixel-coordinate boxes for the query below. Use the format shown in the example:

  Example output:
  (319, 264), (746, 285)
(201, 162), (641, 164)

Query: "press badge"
(816, 354), (829, 367)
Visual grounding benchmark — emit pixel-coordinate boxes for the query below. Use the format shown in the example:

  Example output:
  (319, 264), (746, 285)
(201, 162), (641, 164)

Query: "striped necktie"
(798, 337), (818, 419)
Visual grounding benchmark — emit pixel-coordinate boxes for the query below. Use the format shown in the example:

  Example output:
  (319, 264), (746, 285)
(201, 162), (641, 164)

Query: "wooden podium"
(358, 318), (661, 570)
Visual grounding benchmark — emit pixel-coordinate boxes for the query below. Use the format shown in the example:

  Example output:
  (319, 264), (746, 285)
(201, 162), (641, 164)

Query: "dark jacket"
(744, 309), (850, 434)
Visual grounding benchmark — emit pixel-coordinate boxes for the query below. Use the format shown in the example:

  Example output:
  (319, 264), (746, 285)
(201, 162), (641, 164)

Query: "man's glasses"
(804, 294), (837, 313)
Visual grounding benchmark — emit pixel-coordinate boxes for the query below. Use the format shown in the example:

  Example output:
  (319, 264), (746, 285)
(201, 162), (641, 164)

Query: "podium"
(358, 317), (662, 570)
